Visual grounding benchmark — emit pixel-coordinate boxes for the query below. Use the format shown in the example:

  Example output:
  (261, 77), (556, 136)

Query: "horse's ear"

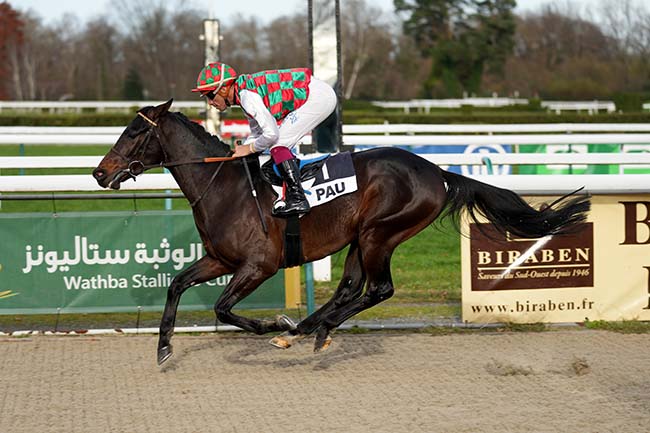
(150, 99), (173, 120)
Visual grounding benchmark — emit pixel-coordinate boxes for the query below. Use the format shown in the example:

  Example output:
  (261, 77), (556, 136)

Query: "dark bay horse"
(93, 100), (590, 365)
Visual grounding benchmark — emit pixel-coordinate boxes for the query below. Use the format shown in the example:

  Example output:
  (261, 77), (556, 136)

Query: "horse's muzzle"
(92, 167), (125, 190)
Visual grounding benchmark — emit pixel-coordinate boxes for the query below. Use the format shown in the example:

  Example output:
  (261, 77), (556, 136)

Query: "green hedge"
(2, 109), (650, 127)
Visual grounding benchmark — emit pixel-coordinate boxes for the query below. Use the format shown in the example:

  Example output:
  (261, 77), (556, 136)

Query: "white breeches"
(273, 78), (338, 150)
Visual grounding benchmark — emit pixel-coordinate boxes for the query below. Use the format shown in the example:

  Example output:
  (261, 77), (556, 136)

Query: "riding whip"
(242, 157), (269, 235)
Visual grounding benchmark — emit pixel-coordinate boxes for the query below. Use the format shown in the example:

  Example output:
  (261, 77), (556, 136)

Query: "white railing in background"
(1, 123), (649, 194)
(1, 153), (650, 194)
(370, 99), (618, 114)
(0, 99), (622, 115)
(3, 152), (650, 171)
(540, 101), (617, 114)
(3, 124), (650, 145)
(1, 171), (648, 195)
(371, 98), (528, 113)
(341, 123), (650, 134)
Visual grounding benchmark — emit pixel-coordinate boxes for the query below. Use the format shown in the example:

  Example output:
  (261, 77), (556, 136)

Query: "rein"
(112, 111), (238, 207)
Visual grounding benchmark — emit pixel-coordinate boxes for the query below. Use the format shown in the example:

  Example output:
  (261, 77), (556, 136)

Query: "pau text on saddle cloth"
(272, 152), (358, 208)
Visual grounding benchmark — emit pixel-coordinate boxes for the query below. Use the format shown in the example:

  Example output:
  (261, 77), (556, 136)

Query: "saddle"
(260, 155), (330, 186)
(255, 152), (357, 268)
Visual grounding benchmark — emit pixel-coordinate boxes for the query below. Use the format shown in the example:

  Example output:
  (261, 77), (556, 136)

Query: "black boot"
(272, 158), (311, 218)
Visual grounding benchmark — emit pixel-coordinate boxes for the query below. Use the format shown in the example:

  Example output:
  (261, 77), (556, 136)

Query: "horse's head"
(93, 99), (172, 190)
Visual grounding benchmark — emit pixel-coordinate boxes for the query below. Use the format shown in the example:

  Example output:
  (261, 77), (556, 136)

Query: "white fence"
(4, 123), (650, 145)
(1, 124), (650, 195)
(371, 99), (618, 114)
(371, 98), (528, 112)
(0, 99), (623, 115)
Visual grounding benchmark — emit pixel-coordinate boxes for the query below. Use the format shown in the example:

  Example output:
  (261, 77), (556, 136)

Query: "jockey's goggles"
(201, 89), (217, 100)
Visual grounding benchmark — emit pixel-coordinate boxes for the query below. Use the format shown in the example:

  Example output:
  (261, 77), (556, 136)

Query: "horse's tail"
(440, 170), (590, 238)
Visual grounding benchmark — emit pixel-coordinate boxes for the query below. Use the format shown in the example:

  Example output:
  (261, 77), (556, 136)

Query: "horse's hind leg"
(158, 255), (229, 365)
(270, 242), (366, 349)
(313, 242), (396, 352)
(213, 263), (298, 335)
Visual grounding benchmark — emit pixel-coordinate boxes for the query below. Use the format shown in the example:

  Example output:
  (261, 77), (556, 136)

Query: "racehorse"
(93, 100), (590, 365)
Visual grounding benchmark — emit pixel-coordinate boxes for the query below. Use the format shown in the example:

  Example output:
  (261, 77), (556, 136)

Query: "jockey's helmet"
(191, 62), (237, 94)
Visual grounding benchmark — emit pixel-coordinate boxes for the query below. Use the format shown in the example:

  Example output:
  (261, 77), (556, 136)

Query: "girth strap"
(283, 216), (303, 268)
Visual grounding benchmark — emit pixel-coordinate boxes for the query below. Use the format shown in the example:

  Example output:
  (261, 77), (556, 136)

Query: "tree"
(116, 0), (204, 99)
(0, 2), (24, 99)
(264, 14), (309, 69)
(490, 5), (620, 99)
(340, 0), (393, 99)
(394, 0), (516, 97)
(123, 66), (144, 100)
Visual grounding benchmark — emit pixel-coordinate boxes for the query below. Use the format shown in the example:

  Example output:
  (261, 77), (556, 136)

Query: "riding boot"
(272, 158), (311, 217)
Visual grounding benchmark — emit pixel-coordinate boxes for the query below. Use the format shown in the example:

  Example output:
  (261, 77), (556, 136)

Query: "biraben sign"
(470, 223), (594, 291)
(461, 196), (650, 324)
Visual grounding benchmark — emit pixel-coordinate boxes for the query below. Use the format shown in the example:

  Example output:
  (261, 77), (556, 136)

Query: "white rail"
(3, 124), (650, 145)
(1, 172), (648, 195)
(371, 98), (528, 112)
(3, 152), (650, 170)
(370, 99), (617, 114)
(2, 131), (650, 147)
(341, 123), (650, 134)
(340, 133), (650, 146)
(541, 101), (617, 114)
(6, 124), (650, 136)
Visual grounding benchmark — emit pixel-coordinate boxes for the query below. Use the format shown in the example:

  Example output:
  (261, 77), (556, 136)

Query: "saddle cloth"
(261, 152), (358, 208)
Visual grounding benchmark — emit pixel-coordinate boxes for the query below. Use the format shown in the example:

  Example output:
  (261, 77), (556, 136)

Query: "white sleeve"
(239, 90), (279, 152)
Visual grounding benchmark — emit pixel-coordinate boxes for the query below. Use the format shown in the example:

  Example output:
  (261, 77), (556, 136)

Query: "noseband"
(108, 112), (163, 184)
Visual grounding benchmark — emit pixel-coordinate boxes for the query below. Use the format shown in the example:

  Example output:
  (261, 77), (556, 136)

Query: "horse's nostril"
(92, 168), (105, 179)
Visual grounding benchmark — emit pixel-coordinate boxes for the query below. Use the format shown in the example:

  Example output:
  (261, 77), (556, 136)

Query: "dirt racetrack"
(1, 330), (650, 433)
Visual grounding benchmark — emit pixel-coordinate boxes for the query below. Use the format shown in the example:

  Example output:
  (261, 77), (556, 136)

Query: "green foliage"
(122, 67), (145, 100)
(316, 223), (461, 304)
(3, 108), (650, 128)
(612, 93), (650, 113)
(0, 111), (202, 126)
(395, 0), (516, 96)
(584, 320), (650, 333)
(0, 112), (136, 126)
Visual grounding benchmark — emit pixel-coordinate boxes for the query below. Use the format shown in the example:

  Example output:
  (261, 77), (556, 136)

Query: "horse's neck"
(160, 119), (235, 202)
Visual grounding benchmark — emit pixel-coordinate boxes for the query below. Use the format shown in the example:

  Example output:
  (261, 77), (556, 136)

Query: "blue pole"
(305, 262), (315, 315)
(19, 143), (25, 176)
(481, 156), (494, 175)
(164, 167), (172, 210)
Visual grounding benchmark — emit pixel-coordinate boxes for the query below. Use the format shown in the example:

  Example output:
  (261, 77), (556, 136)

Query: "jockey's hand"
(233, 143), (255, 158)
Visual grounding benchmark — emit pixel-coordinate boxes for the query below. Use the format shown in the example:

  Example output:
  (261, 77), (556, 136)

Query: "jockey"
(192, 62), (338, 218)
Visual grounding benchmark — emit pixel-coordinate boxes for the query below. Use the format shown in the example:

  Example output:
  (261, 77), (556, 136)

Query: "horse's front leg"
(158, 255), (230, 365)
(214, 262), (297, 335)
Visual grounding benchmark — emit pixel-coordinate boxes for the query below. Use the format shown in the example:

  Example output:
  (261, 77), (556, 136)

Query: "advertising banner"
(518, 144), (650, 175)
(0, 211), (284, 314)
(462, 195), (650, 323)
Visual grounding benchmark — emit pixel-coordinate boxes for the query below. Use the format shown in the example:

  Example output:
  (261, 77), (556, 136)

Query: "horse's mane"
(171, 111), (231, 155)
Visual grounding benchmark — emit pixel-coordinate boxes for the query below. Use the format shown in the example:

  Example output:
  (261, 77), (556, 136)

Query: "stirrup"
(272, 198), (310, 217)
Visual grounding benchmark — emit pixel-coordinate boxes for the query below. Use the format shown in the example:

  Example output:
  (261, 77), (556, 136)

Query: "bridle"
(107, 112), (164, 184)
(107, 110), (268, 233)
(108, 111), (237, 207)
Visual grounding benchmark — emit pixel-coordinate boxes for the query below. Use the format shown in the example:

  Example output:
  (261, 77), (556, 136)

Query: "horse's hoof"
(314, 328), (333, 353)
(269, 334), (292, 349)
(269, 331), (303, 349)
(157, 345), (173, 365)
(314, 336), (333, 353)
(275, 314), (297, 331)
